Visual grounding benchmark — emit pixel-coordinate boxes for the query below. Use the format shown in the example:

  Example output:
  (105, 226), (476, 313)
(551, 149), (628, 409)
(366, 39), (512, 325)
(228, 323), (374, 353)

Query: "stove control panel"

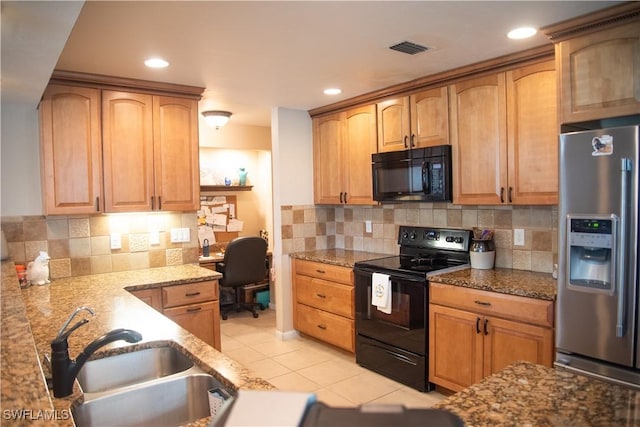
(398, 226), (472, 252)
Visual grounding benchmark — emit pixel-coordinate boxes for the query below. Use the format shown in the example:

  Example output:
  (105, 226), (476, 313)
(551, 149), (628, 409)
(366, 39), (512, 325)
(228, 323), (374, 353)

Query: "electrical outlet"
(514, 228), (525, 246)
(365, 220), (372, 233)
(149, 230), (160, 245)
(110, 233), (122, 250)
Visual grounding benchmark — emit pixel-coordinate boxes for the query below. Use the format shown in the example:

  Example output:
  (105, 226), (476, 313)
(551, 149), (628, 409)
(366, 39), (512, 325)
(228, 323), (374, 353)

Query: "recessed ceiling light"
(324, 88), (342, 95)
(507, 27), (537, 40)
(144, 57), (169, 68)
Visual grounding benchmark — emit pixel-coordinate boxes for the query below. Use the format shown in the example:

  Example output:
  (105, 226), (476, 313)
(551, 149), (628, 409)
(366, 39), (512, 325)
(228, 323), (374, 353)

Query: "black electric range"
(353, 226), (472, 391)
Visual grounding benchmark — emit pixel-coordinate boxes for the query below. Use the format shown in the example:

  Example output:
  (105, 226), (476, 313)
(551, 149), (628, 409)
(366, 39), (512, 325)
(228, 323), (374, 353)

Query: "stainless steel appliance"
(556, 124), (640, 388)
(372, 145), (452, 203)
(354, 226), (471, 391)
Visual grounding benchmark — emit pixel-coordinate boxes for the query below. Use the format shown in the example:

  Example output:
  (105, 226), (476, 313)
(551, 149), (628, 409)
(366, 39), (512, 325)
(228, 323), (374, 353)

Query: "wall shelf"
(200, 185), (253, 192)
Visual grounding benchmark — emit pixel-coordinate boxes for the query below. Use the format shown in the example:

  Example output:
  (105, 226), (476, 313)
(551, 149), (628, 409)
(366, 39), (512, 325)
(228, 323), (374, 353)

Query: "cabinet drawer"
(294, 259), (352, 285)
(295, 304), (354, 352)
(162, 280), (219, 308)
(295, 275), (354, 318)
(429, 282), (554, 328)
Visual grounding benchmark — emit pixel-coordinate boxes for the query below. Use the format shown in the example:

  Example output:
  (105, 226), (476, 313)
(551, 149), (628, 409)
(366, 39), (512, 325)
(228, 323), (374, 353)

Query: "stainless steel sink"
(72, 373), (218, 427)
(76, 346), (193, 393)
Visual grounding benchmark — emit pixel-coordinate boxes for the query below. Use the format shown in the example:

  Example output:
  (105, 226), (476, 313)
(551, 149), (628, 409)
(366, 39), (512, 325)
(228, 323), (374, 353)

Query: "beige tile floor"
(219, 309), (446, 408)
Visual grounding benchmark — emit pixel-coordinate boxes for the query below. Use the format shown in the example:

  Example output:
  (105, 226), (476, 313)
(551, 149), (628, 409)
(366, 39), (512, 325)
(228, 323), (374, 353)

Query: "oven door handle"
(382, 348), (418, 366)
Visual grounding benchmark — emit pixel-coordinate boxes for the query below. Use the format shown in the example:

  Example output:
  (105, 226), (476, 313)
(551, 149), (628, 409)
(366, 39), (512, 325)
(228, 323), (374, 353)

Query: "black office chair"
(216, 236), (268, 320)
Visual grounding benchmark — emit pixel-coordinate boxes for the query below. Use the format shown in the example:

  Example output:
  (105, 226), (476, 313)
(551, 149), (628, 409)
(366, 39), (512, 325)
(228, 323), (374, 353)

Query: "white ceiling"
(2, 1), (621, 127)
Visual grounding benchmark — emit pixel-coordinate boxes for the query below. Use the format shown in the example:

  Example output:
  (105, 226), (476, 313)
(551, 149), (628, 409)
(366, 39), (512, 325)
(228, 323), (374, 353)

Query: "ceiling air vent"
(389, 41), (429, 55)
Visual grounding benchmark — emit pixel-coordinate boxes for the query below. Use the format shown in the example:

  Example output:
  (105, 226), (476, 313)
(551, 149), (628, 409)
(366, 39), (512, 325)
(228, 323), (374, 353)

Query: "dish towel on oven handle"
(371, 273), (392, 314)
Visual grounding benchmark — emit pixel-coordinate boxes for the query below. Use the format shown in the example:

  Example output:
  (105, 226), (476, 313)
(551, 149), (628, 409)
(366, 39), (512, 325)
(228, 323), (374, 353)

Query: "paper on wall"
(227, 219), (244, 232)
(197, 225), (216, 246)
(212, 196), (226, 204)
(213, 213), (227, 226)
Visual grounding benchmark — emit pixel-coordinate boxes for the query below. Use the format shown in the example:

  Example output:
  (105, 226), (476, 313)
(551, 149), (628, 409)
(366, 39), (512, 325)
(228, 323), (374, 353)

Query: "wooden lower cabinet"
(429, 282), (553, 392)
(130, 280), (221, 351)
(164, 301), (221, 351)
(292, 259), (355, 352)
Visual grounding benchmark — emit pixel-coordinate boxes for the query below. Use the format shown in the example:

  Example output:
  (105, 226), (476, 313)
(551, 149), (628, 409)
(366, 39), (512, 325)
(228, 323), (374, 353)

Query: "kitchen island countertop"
(434, 361), (640, 426)
(1, 261), (275, 426)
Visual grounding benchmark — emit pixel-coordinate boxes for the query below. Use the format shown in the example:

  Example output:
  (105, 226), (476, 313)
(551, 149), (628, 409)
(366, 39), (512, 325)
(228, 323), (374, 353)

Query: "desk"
(199, 253), (272, 308)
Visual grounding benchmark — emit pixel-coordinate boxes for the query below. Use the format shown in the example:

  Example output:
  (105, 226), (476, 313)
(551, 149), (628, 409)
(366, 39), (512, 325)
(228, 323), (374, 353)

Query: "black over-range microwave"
(372, 145), (452, 203)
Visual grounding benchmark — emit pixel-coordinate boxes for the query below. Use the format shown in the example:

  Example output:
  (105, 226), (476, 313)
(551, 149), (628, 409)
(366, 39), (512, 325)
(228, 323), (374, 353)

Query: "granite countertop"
(289, 249), (393, 268)
(435, 361), (640, 426)
(1, 261), (274, 426)
(428, 267), (557, 301)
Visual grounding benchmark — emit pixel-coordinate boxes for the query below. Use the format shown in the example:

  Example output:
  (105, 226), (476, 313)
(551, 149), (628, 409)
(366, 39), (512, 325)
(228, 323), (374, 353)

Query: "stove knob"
(454, 237), (464, 244)
(402, 232), (409, 240)
(409, 232), (417, 240)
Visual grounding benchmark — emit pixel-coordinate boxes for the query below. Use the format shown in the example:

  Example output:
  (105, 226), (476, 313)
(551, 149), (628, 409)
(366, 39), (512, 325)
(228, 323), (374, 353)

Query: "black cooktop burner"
(354, 226), (473, 277)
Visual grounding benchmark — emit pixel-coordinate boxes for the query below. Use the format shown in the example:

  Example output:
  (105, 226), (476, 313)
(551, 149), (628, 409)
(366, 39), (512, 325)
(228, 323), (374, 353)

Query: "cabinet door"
(343, 105), (377, 205)
(483, 315), (553, 377)
(164, 301), (221, 350)
(410, 87), (449, 148)
(130, 288), (163, 312)
(313, 112), (344, 204)
(40, 85), (103, 214)
(102, 91), (154, 212)
(377, 97), (410, 152)
(153, 96), (200, 211)
(429, 304), (483, 392)
(506, 61), (558, 205)
(450, 74), (508, 205)
(557, 20), (640, 123)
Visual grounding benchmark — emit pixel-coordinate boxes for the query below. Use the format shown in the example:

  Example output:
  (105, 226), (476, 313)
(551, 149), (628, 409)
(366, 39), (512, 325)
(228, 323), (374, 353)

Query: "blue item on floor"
(256, 290), (270, 309)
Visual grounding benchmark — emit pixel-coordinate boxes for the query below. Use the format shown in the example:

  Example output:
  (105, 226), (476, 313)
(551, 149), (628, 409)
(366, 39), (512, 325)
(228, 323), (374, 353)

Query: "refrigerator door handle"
(616, 158), (632, 338)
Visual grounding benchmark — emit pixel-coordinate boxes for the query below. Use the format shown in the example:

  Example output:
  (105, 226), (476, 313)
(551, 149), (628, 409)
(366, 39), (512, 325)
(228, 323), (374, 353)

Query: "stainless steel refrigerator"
(556, 124), (640, 388)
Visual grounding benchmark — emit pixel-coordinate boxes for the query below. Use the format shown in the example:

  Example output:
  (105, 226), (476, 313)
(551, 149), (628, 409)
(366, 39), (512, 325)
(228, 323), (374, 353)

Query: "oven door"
(354, 268), (427, 355)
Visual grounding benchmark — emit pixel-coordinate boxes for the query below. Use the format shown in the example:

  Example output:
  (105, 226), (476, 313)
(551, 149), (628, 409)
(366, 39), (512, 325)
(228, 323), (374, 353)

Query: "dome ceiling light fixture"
(202, 110), (232, 129)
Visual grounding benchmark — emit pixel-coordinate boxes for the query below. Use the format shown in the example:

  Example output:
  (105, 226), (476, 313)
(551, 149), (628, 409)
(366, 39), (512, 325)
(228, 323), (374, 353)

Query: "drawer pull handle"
(317, 324), (327, 330)
(185, 291), (201, 297)
(484, 319), (489, 336)
(187, 307), (202, 313)
(316, 293), (327, 299)
(476, 317), (481, 334)
(474, 300), (491, 306)
(316, 269), (326, 274)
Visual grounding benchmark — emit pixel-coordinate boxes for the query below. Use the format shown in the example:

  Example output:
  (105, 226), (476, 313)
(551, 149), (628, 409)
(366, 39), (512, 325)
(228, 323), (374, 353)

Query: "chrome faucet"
(50, 306), (142, 397)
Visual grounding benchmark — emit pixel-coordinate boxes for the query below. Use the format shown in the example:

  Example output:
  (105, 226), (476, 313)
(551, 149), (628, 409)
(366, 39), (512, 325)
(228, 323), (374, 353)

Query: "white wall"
(1, 103), (43, 216)
(270, 107), (314, 337)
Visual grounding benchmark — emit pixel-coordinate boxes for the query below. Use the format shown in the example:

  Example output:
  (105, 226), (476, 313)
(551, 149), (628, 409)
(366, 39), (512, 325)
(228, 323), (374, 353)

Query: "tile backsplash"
(1, 212), (199, 279)
(281, 203), (558, 273)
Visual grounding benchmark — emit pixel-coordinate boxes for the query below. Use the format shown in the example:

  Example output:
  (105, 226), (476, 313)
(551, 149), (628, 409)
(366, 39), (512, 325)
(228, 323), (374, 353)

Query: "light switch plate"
(514, 228), (525, 246)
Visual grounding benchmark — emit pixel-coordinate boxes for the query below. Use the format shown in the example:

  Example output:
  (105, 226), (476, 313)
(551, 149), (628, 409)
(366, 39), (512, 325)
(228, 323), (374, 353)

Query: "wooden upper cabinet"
(102, 91), (154, 212)
(410, 87), (450, 148)
(506, 60), (558, 205)
(153, 96), (200, 211)
(343, 105), (377, 205)
(313, 105), (377, 205)
(377, 97), (411, 152)
(40, 85), (103, 215)
(377, 87), (449, 152)
(450, 73), (507, 205)
(313, 112), (344, 205)
(451, 61), (558, 205)
(102, 92), (200, 212)
(555, 20), (640, 123)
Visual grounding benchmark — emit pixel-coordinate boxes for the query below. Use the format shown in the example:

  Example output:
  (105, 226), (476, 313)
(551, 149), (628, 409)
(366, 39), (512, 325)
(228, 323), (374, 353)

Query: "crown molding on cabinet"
(308, 44), (553, 118)
(541, 2), (640, 42)
(49, 70), (204, 100)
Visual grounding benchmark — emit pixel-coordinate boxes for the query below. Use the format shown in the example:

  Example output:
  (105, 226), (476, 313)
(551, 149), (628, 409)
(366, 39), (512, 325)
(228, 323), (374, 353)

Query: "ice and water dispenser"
(566, 215), (617, 294)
